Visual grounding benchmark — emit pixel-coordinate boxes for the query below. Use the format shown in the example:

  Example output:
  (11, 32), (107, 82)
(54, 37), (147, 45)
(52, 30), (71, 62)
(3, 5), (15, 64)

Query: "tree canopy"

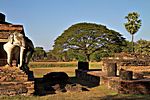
(53, 23), (126, 61)
(32, 47), (47, 61)
(124, 12), (142, 53)
(135, 39), (150, 56)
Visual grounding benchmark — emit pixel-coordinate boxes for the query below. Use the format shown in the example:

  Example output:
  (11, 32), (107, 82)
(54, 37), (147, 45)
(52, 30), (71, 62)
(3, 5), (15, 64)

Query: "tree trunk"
(86, 54), (90, 62)
(131, 34), (134, 53)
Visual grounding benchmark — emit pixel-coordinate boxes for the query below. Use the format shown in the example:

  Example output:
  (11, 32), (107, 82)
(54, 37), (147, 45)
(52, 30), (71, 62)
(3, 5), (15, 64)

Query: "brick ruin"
(75, 53), (150, 95)
(0, 13), (25, 66)
(102, 52), (150, 67)
(0, 67), (34, 95)
(0, 13), (34, 96)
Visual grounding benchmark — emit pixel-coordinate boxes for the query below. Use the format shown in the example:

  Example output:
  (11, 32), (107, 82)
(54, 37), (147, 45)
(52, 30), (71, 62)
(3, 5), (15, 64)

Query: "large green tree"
(122, 40), (133, 53)
(124, 12), (142, 53)
(53, 23), (126, 61)
(135, 39), (150, 56)
(32, 47), (47, 61)
(46, 50), (57, 61)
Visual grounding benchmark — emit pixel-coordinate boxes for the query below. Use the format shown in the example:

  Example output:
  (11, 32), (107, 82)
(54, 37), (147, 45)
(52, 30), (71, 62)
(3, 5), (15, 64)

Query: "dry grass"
(30, 61), (102, 77)
(29, 61), (102, 68)
(123, 66), (150, 73)
(29, 61), (78, 68)
(31, 67), (76, 77)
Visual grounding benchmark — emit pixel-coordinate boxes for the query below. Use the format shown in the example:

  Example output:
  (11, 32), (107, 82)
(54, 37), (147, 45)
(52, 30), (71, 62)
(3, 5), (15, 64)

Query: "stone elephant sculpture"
(3, 32), (34, 70)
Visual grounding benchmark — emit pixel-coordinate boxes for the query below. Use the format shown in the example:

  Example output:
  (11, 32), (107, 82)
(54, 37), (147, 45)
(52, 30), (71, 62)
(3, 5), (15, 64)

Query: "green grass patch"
(29, 62), (102, 69)
(29, 62), (78, 68)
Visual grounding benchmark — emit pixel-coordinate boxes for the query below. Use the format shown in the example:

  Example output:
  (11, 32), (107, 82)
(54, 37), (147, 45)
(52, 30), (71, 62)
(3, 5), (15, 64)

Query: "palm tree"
(124, 12), (142, 53)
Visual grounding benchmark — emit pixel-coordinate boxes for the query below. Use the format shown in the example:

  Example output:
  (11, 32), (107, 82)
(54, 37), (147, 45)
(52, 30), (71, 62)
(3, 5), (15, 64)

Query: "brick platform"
(75, 69), (150, 95)
(0, 66), (34, 95)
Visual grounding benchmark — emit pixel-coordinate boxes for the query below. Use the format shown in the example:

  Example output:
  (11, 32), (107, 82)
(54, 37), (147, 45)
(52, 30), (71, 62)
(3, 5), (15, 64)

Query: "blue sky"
(0, 0), (149, 51)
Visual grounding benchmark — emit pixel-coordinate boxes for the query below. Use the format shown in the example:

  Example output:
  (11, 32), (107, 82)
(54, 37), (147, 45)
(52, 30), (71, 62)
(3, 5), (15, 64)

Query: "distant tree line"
(31, 11), (149, 62)
(31, 39), (150, 62)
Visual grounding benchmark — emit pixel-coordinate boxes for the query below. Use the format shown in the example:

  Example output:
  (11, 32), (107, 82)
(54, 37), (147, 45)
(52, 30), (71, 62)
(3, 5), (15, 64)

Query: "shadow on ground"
(30, 71), (150, 99)
(33, 72), (93, 96)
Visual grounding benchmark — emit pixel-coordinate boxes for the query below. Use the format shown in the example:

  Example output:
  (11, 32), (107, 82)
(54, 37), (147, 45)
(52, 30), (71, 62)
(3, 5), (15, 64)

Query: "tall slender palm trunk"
(86, 54), (90, 62)
(131, 34), (134, 53)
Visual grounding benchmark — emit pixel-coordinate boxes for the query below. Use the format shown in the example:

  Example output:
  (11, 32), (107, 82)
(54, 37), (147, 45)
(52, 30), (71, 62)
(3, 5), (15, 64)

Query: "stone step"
(0, 81), (34, 96)
(0, 66), (34, 95)
(0, 66), (28, 82)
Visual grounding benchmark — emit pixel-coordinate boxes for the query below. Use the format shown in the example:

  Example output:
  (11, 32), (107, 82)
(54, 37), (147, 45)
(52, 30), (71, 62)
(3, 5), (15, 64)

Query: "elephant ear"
(12, 32), (25, 47)
(14, 32), (24, 41)
(8, 34), (14, 44)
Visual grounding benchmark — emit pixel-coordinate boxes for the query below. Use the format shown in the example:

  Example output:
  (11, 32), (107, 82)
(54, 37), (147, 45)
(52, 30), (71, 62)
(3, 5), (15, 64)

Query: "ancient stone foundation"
(75, 61), (150, 95)
(75, 69), (100, 86)
(76, 69), (150, 95)
(101, 76), (150, 95)
(0, 66), (34, 96)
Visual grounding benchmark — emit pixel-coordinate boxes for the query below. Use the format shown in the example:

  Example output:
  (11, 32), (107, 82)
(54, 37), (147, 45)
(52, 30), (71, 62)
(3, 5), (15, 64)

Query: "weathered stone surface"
(76, 68), (150, 95)
(76, 69), (100, 86)
(102, 62), (117, 77)
(0, 24), (24, 39)
(118, 80), (150, 94)
(78, 62), (89, 70)
(119, 70), (133, 80)
(0, 81), (34, 96)
(102, 53), (150, 66)
(0, 13), (25, 66)
(133, 72), (144, 79)
(0, 66), (28, 82)
(0, 14), (34, 95)
(101, 75), (150, 94)
(0, 66), (34, 95)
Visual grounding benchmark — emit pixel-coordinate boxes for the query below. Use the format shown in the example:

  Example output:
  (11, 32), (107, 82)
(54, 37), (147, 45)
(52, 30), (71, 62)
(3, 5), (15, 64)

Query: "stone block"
(78, 62), (89, 70)
(102, 62), (117, 77)
(43, 72), (69, 85)
(119, 70), (133, 80)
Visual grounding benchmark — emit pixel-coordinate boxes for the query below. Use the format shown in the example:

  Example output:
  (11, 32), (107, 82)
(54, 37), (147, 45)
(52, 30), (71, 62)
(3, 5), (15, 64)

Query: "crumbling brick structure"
(0, 13), (25, 66)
